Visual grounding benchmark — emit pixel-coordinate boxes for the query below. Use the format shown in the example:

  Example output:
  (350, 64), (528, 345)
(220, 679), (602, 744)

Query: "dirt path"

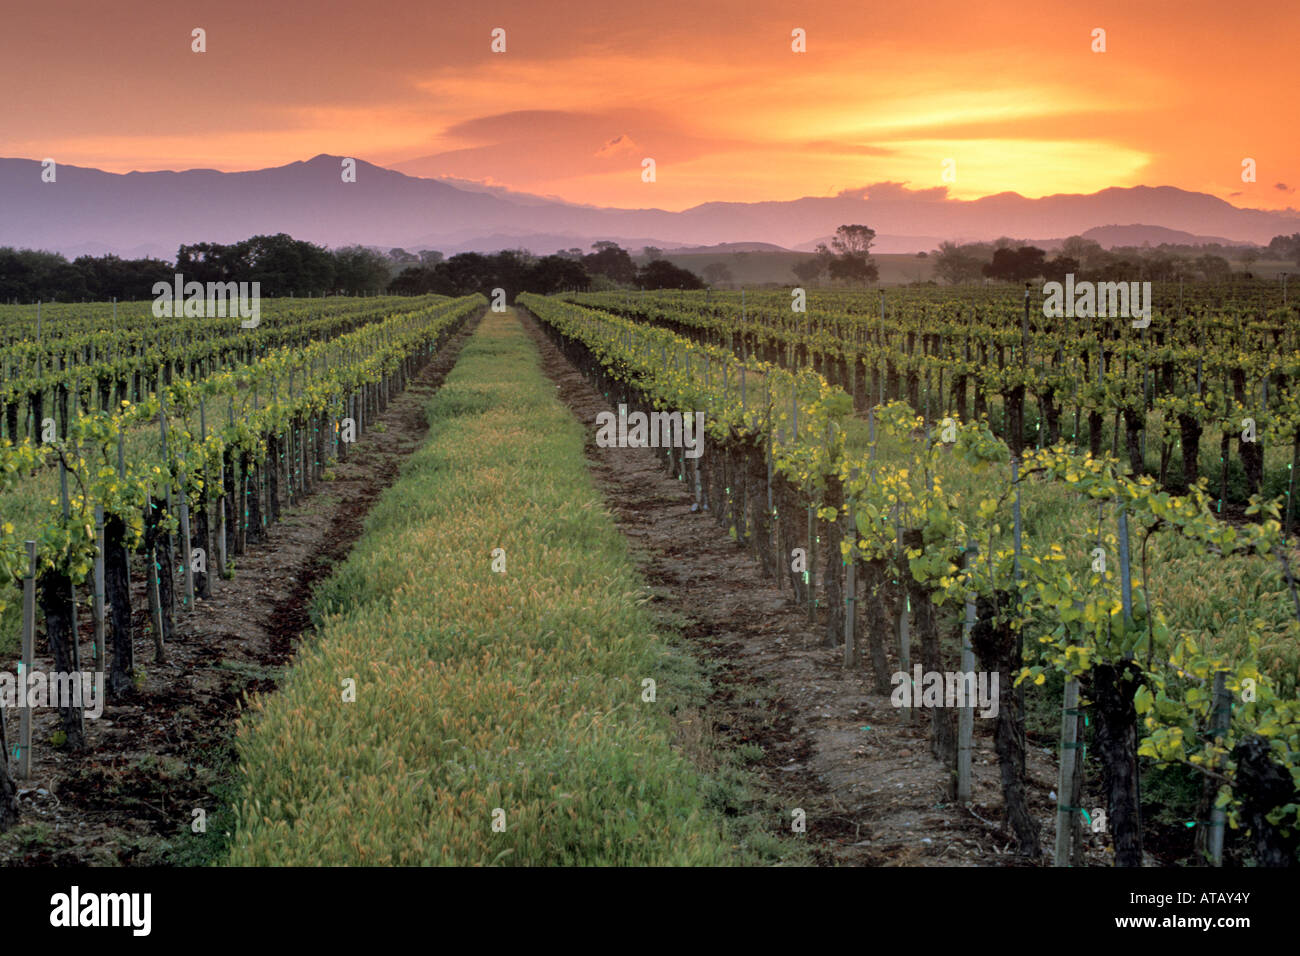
(518, 309), (1091, 867)
(0, 314), (481, 866)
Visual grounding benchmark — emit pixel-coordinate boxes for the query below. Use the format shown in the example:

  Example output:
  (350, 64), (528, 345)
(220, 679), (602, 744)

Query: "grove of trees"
(388, 250), (592, 298)
(792, 224), (881, 286)
(931, 233), (1287, 285)
(0, 234), (402, 301)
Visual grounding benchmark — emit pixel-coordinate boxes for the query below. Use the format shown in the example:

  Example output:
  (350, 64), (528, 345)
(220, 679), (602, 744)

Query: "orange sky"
(3, 0), (1296, 212)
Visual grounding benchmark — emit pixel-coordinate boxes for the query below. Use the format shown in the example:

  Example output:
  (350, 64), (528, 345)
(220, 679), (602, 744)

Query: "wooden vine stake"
(58, 460), (79, 661)
(159, 366), (176, 607)
(118, 430), (133, 671)
(894, 505), (911, 723)
(147, 485), (166, 664)
(957, 544), (976, 803)
(843, 468), (859, 668)
(1207, 670), (1231, 866)
(18, 541), (36, 779)
(198, 397), (212, 598)
(1054, 678), (1081, 866)
(217, 462), (228, 581)
(93, 505), (106, 679)
(1067, 702), (1087, 866)
(1012, 456), (1026, 732)
(765, 378), (773, 518)
(179, 467), (195, 611)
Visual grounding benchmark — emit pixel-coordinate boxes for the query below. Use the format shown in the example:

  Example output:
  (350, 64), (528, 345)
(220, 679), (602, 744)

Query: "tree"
(641, 246), (663, 261)
(1193, 253), (1232, 281)
(419, 250), (444, 267)
(1267, 233), (1300, 265)
(1240, 247), (1260, 271)
(439, 252), (496, 293)
(332, 246), (392, 295)
(527, 255), (591, 294)
(1042, 255), (1080, 283)
(814, 243), (836, 274)
(982, 246), (1047, 283)
(388, 266), (435, 295)
(791, 258), (824, 285)
(241, 233), (335, 294)
(46, 261), (89, 301)
(175, 241), (246, 285)
(492, 249), (538, 299)
(583, 242), (637, 284)
(72, 253), (174, 300)
(828, 254), (878, 285)
(830, 224), (877, 257)
(1143, 251), (1179, 282)
(702, 262), (733, 286)
(819, 225), (880, 286)
(176, 233), (336, 295)
(932, 241), (986, 285)
(1060, 236), (1105, 270)
(389, 250), (592, 299)
(638, 259), (705, 290)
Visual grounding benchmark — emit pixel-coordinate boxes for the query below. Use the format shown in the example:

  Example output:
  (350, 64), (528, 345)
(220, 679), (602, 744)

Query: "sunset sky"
(3, 0), (1296, 212)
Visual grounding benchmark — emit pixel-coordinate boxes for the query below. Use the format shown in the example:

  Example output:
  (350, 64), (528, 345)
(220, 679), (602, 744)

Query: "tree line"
(7, 227), (1292, 301)
(388, 242), (713, 299)
(931, 233), (1300, 285)
(0, 234), (398, 302)
(0, 235), (715, 303)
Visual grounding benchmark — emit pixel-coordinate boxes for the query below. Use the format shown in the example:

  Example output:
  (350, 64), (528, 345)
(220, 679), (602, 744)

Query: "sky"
(2, 0), (1296, 212)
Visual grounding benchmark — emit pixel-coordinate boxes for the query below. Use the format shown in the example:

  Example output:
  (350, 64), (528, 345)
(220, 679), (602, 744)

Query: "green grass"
(226, 310), (785, 865)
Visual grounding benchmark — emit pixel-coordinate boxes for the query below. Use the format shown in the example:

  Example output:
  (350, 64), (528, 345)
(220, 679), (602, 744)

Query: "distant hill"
(431, 233), (689, 256)
(661, 241), (793, 254)
(2, 155), (1297, 259)
(1079, 224), (1254, 248)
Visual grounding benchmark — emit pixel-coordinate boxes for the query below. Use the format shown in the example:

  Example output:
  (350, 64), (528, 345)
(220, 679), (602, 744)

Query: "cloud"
(442, 110), (600, 141)
(595, 134), (639, 158)
(431, 175), (574, 205)
(1274, 182), (1293, 192)
(803, 141), (896, 156)
(836, 181), (950, 202)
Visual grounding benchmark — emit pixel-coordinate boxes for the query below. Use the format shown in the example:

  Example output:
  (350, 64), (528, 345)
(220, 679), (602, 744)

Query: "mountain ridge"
(2, 154), (1296, 260)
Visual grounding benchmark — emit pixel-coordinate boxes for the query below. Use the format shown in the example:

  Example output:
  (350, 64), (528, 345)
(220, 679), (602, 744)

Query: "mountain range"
(2, 154), (1296, 261)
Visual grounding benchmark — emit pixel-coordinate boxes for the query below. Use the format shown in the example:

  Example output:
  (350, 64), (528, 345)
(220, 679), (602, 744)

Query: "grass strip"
(226, 311), (761, 865)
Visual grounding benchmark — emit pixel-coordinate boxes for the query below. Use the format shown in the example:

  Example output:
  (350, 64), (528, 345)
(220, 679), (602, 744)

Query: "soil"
(0, 314), (480, 866)
(518, 308), (1120, 867)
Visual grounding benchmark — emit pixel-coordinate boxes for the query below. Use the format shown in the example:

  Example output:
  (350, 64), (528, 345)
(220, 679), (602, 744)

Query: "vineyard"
(519, 284), (1299, 866)
(8, 0), (1300, 937)
(1, 283), (1297, 868)
(0, 294), (483, 842)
